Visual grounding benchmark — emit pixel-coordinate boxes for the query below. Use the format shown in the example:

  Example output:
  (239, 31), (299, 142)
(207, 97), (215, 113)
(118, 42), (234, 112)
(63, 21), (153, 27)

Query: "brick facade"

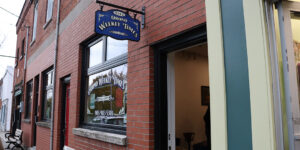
(13, 0), (206, 149)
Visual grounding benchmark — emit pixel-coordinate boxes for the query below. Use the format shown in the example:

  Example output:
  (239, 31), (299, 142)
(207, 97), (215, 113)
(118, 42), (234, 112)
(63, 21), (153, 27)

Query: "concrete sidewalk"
(0, 131), (9, 149)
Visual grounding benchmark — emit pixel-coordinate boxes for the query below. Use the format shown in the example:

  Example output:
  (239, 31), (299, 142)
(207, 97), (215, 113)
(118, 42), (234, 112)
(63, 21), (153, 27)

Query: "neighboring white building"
(0, 66), (14, 131)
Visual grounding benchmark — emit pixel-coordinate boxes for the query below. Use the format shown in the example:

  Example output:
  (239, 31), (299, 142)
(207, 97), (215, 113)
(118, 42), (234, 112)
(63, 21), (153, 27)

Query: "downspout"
(50, 0), (61, 149)
(22, 25), (30, 118)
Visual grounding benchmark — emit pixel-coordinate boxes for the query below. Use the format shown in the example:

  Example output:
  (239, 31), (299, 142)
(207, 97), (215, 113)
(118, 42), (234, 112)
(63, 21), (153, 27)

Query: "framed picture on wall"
(201, 86), (210, 105)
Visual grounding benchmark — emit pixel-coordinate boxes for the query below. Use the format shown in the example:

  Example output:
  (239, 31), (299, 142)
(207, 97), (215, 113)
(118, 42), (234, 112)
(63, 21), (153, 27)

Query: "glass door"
(282, 0), (300, 128)
(275, 1), (300, 149)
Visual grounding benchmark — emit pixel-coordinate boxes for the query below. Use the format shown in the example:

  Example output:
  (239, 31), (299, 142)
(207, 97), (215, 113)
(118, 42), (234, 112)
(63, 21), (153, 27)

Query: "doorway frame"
(60, 76), (71, 149)
(33, 75), (39, 146)
(167, 52), (175, 149)
(153, 24), (207, 149)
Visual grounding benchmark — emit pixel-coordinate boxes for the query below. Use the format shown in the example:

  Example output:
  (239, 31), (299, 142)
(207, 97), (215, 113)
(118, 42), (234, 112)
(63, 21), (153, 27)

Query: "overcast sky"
(0, 0), (25, 78)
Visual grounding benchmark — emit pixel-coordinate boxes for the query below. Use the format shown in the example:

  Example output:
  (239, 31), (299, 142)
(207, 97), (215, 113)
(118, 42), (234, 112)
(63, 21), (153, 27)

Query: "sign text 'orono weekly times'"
(95, 9), (141, 41)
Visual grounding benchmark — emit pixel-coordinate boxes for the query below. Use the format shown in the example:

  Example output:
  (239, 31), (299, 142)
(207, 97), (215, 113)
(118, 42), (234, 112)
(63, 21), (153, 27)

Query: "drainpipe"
(50, 0), (61, 149)
(22, 25), (30, 119)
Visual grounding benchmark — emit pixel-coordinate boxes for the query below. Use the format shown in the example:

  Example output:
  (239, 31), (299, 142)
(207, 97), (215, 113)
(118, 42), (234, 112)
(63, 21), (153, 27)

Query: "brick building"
(13, 0), (206, 149)
(12, 0), (300, 150)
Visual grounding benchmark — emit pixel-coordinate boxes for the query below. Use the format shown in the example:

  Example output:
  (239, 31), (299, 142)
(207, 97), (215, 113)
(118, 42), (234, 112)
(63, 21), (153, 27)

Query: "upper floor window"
(20, 38), (25, 60)
(32, 1), (39, 42)
(42, 68), (53, 121)
(82, 36), (128, 134)
(16, 48), (19, 60)
(46, 0), (54, 22)
(15, 48), (19, 67)
(25, 81), (33, 119)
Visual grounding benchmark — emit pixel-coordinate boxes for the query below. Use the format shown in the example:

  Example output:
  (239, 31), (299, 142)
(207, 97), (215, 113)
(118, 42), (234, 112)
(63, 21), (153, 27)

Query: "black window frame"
(25, 80), (33, 119)
(80, 35), (128, 135)
(41, 67), (54, 122)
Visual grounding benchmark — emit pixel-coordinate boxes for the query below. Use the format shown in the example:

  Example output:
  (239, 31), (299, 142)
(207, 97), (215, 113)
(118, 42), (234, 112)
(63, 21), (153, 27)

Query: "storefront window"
(89, 40), (104, 68)
(42, 69), (53, 121)
(107, 37), (128, 60)
(84, 64), (127, 126)
(82, 36), (128, 133)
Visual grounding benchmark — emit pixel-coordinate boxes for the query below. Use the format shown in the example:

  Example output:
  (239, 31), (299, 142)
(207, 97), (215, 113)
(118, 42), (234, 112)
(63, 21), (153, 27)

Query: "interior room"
(172, 43), (210, 150)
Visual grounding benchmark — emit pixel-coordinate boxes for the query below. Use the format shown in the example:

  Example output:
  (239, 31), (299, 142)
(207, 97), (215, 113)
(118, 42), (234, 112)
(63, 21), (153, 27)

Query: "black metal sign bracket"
(96, 0), (146, 29)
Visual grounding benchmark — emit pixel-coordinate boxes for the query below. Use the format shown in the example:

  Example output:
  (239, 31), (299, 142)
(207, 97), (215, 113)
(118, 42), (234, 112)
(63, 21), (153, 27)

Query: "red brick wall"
(21, 123), (31, 145)
(36, 126), (51, 150)
(15, 0), (206, 149)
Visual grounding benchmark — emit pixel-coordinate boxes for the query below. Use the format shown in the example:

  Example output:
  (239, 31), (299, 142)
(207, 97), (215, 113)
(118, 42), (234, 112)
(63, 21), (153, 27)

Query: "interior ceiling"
(176, 43), (208, 60)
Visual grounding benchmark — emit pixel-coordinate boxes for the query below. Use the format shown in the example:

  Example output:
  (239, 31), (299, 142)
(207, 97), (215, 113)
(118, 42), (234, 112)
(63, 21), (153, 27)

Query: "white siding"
(0, 66), (13, 131)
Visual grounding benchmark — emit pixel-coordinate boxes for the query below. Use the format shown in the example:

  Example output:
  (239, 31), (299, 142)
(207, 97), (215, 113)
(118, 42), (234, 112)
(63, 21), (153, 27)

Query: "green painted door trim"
(221, 0), (253, 149)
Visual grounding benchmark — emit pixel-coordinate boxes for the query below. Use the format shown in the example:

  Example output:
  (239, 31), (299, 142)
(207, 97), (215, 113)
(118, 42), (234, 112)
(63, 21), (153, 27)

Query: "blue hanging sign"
(95, 9), (141, 41)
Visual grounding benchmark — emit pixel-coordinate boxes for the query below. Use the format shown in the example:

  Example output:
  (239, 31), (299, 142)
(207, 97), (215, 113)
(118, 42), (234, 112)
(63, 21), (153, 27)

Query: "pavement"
(0, 131), (9, 149)
(0, 131), (36, 150)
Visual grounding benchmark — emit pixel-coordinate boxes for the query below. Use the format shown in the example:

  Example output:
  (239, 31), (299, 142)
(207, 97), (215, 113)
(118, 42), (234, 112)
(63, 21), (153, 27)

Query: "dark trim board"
(221, 0), (253, 149)
(152, 24), (207, 150)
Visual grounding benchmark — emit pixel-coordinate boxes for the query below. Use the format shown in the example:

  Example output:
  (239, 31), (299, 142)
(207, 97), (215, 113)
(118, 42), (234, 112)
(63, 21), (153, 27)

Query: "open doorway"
(60, 76), (70, 150)
(14, 95), (22, 130)
(167, 44), (210, 150)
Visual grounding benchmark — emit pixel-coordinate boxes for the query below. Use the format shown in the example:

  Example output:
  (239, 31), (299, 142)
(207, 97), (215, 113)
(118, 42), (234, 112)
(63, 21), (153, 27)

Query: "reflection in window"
(89, 40), (104, 67)
(46, 0), (54, 22)
(291, 12), (300, 100)
(43, 69), (53, 121)
(32, 1), (38, 42)
(107, 37), (128, 60)
(25, 81), (33, 119)
(84, 64), (127, 127)
(83, 36), (128, 133)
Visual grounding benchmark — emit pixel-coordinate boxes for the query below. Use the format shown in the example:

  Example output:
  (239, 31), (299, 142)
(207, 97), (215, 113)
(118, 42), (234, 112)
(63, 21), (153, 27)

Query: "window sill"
(43, 18), (52, 29)
(30, 40), (35, 47)
(63, 146), (75, 150)
(36, 121), (51, 128)
(23, 119), (31, 124)
(72, 128), (127, 146)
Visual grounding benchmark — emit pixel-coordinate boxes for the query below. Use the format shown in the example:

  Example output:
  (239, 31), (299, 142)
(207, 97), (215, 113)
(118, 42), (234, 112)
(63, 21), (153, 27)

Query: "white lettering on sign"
(123, 23), (138, 38)
(88, 75), (126, 95)
(95, 110), (114, 116)
(98, 21), (121, 31)
(95, 95), (114, 102)
(111, 16), (127, 23)
(113, 11), (126, 17)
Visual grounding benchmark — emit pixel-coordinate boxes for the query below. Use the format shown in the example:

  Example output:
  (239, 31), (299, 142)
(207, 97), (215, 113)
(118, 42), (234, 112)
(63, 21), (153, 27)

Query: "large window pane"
(84, 64), (127, 127)
(46, 0), (54, 22)
(25, 82), (33, 119)
(43, 69), (53, 121)
(89, 40), (103, 67)
(106, 37), (128, 60)
(32, 2), (38, 41)
(44, 89), (52, 120)
(290, 12), (300, 100)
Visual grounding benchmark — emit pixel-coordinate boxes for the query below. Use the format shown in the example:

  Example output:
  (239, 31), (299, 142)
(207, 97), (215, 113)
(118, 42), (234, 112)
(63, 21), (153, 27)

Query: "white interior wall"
(174, 45), (209, 147)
